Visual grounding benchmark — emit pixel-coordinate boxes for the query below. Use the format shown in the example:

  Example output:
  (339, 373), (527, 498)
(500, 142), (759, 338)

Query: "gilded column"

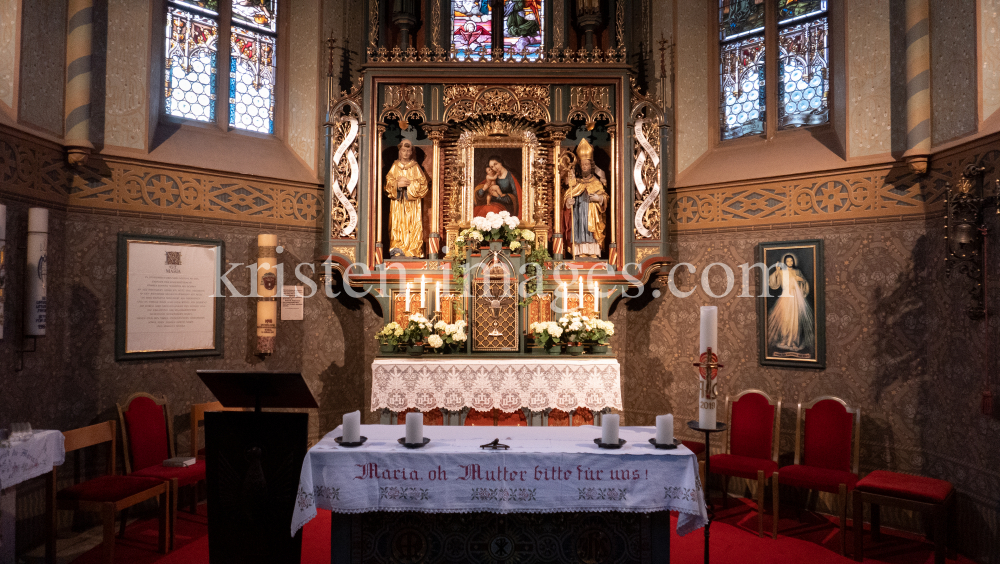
(904, 0), (931, 173)
(425, 124), (449, 259)
(65, 0), (93, 166)
(546, 125), (572, 260)
(374, 124), (387, 266)
(607, 124), (617, 267)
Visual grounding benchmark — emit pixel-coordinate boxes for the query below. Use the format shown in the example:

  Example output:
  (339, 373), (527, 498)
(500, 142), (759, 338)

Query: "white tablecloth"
(0, 430), (65, 490)
(293, 425), (706, 537)
(371, 357), (623, 413)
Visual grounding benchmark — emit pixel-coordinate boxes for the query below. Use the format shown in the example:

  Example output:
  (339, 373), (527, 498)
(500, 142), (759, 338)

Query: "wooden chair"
(46, 421), (170, 564)
(190, 401), (243, 457)
(709, 389), (781, 537)
(117, 393), (206, 550)
(773, 396), (860, 555)
(853, 471), (955, 564)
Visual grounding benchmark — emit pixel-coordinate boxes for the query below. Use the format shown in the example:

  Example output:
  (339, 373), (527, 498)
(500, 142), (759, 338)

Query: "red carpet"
(70, 499), (975, 564)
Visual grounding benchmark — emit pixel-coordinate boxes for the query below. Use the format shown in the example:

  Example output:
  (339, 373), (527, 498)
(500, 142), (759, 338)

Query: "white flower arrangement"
(530, 321), (564, 348)
(376, 321), (404, 346)
(401, 313), (432, 345)
(429, 319), (469, 352)
(427, 334), (444, 349)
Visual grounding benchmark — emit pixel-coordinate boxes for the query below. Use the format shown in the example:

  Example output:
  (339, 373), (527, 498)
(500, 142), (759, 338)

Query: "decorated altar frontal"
(371, 357), (622, 424)
(293, 425), (707, 562)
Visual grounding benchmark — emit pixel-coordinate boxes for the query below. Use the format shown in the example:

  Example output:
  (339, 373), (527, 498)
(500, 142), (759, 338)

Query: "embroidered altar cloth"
(371, 357), (623, 413)
(0, 431), (65, 489)
(292, 425), (707, 537)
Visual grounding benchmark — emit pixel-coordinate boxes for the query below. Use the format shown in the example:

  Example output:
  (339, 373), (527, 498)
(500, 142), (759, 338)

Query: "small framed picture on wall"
(756, 239), (825, 369)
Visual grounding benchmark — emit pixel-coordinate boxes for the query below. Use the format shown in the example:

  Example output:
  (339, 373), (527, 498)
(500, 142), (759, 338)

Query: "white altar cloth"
(292, 425), (707, 537)
(0, 430), (65, 489)
(371, 357), (623, 413)
(1, 430), (65, 561)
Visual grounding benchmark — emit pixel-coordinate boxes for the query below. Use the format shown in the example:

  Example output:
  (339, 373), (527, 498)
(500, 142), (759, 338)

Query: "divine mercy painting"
(757, 240), (825, 368)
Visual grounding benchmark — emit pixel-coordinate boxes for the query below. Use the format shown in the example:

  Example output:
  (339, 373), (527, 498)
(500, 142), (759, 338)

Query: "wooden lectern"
(196, 371), (318, 564)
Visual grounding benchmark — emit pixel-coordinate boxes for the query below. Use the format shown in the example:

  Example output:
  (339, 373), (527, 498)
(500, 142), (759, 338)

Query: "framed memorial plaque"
(116, 234), (225, 360)
(756, 239), (825, 369)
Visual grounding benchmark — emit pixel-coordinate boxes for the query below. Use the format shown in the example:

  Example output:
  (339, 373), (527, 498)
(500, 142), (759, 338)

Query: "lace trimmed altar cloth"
(0, 430), (65, 489)
(371, 357), (623, 413)
(292, 425), (707, 537)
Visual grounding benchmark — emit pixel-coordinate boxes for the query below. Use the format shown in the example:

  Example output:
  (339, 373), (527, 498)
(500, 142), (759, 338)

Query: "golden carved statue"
(562, 138), (608, 258)
(384, 139), (429, 257)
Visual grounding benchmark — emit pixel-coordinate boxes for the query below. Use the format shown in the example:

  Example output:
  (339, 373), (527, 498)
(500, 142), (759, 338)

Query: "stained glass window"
(718, 0), (828, 140)
(164, 0), (277, 134)
(230, 0), (276, 134)
(452, 0), (492, 60)
(778, 17), (829, 129)
(451, 1), (543, 61)
(721, 35), (766, 140)
(165, 3), (219, 123)
(720, 0), (765, 41)
(502, 0), (543, 59)
(719, 1), (766, 140)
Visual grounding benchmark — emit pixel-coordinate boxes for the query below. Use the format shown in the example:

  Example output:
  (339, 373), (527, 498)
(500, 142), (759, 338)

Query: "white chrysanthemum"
(521, 230), (535, 242)
(428, 335), (444, 348)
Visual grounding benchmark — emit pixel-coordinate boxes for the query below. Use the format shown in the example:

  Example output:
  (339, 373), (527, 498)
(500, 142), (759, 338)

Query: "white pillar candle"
(699, 306), (719, 429)
(0, 203), (6, 340)
(577, 276), (583, 309)
(420, 275), (426, 309)
(342, 410), (361, 443)
(601, 413), (620, 444)
(592, 281), (599, 312)
(405, 412), (424, 444)
(655, 414), (674, 445)
(256, 234), (278, 298)
(405, 283), (411, 311)
(25, 208), (48, 336)
(435, 281), (441, 312)
(256, 299), (277, 354)
(561, 282), (567, 312)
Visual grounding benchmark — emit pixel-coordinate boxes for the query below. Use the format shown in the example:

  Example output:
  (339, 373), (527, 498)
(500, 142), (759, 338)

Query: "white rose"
(428, 334), (444, 348)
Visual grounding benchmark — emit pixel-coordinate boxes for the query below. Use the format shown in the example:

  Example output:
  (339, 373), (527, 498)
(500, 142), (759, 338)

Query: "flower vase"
(591, 344), (609, 355)
(565, 342), (584, 356)
(407, 344), (425, 356)
(379, 344), (396, 355)
(548, 344), (563, 355)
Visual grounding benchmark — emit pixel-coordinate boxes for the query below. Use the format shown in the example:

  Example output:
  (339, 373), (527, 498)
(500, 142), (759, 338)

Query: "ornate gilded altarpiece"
(320, 56), (669, 353)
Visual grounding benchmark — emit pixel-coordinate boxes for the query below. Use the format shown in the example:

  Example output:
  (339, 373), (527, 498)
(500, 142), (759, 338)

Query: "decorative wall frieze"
(0, 127), (324, 229)
(668, 139), (1000, 232)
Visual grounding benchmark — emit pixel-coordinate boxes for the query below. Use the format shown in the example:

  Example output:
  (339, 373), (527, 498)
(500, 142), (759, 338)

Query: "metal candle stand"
(691, 347), (724, 564)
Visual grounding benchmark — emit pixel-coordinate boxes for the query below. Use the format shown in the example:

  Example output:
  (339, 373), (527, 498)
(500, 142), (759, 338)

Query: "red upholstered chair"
(117, 393), (206, 550)
(773, 396), (860, 555)
(709, 389), (781, 537)
(46, 421), (170, 564)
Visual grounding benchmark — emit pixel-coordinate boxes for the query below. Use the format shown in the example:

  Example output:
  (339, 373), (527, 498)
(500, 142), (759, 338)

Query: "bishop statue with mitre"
(384, 139), (429, 257)
(563, 138), (608, 258)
